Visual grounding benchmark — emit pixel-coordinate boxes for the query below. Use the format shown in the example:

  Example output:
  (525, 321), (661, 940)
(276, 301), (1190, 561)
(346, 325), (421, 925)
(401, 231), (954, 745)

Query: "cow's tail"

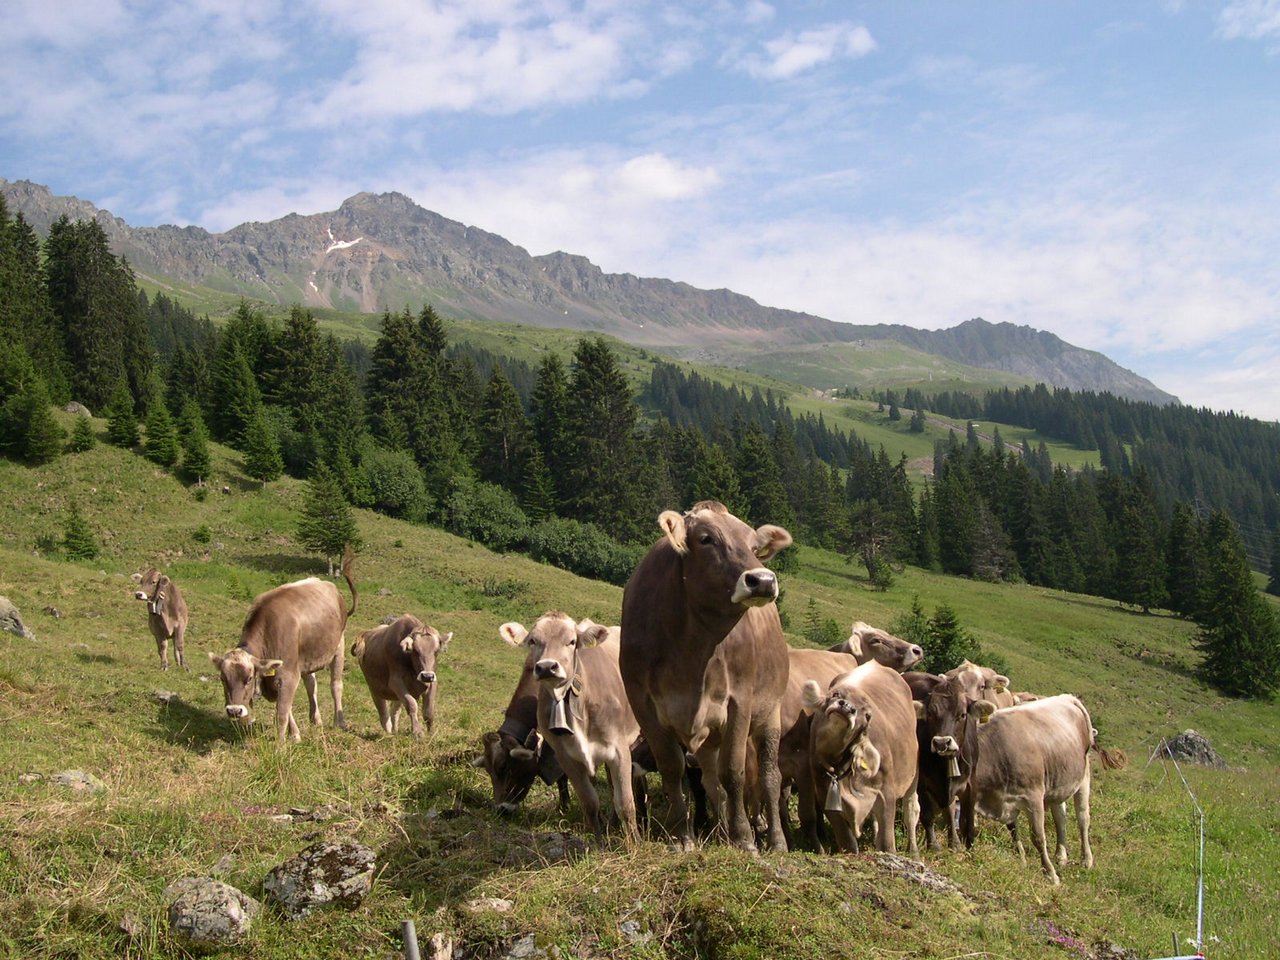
(1091, 726), (1128, 770)
(341, 543), (357, 619)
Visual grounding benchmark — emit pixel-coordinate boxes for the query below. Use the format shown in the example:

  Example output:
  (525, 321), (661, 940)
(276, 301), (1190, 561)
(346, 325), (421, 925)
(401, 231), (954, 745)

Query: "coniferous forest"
(2, 200), (1278, 699)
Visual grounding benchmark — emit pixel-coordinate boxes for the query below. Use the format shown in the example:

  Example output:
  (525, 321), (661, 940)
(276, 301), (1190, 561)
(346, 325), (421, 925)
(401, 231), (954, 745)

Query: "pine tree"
(734, 418), (793, 527)
(66, 415), (96, 453)
(242, 406), (283, 487)
(476, 366), (535, 492)
(210, 335), (262, 444)
(62, 502), (99, 560)
(1166, 501), (1207, 616)
(1267, 528), (1280, 598)
(143, 395), (180, 466)
(921, 603), (982, 675)
(180, 402), (212, 484)
(530, 352), (571, 507)
(298, 462), (360, 575)
(105, 380), (139, 447)
(1195, 511), (1280, 699)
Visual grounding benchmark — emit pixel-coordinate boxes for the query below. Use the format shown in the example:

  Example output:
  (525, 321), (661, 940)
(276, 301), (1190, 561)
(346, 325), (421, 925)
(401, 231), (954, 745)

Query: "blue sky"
(3, 1), (1279, 419)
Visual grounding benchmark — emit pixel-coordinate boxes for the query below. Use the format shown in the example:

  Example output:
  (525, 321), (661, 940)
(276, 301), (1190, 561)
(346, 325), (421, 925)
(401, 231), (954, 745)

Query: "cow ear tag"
(262, 665), (278, 677)
(824, 775), (843, 812)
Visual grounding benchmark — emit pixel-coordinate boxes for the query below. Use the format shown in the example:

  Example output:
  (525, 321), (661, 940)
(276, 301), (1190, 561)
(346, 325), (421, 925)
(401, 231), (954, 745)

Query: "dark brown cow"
(802, 661), (920, 855)
(209, 551), (356, 741)
(621, 501), (792, 851)
(905, 671), (995, 851)
(500, 614), (640, 840)
(351, 614), (452, 737)
(964, 693), (1126, 884)
(135, 567), (189, 670)
(827, 621), (924, 671)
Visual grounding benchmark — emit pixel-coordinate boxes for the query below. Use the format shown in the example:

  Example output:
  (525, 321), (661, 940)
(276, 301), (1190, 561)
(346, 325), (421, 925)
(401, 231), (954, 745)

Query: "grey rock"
(43, 605), (63, 619)
(871, 852), (966, 896)
(426, 932), (453, 960)
(463, 897), (514, 914)
(0, 596), (34, 639)
(505, 934), (546, 959)
(50, 770), (106, 793)
(1156, 730), (1227, 769)
(263, 840), (376, 919)
(165, 876), (260, 947)
(18, 773), (43, 784)
(64, 401), (92, 417)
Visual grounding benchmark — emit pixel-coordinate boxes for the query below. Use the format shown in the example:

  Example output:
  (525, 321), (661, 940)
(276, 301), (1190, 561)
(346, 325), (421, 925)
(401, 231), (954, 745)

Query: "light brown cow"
(621, 501), (792, 852)
(802, 660), (920, 856)
(827, 621), (924, 671)
(209, 551), (356, 742)
(964, 693), (1126, 884)
(351, 614), (451, 737)
(135, 567), (189, 670)
(945, 659), (1016, 708)
(500, 614), (640, 841)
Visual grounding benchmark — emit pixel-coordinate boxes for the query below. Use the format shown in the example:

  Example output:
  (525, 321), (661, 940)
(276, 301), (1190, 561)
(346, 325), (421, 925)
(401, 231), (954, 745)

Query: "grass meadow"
(0, 417), (1276, 959)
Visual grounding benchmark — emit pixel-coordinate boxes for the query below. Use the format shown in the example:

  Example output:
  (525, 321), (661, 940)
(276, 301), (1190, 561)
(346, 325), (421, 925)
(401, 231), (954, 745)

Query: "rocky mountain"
(1, 178), (1176, 405)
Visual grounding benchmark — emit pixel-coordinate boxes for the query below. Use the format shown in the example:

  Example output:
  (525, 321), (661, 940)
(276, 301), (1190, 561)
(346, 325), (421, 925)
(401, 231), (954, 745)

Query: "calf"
(351, 614), (451, 737)
(827, 621), (923, 671)
(802, 661), (920, 855)
(209, 550), (356, 742)
(964, 693), (1126, 884)
(904, 671), (995, 851)
(135, 567), (189, 670)
(501, 614), (640, 840)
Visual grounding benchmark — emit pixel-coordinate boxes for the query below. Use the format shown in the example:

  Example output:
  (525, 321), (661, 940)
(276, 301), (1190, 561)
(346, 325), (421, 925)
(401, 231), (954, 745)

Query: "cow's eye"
(699, 533), (713, 545)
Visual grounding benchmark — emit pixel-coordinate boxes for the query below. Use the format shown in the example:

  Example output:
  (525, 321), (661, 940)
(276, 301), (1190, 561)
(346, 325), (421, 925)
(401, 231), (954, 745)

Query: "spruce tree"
(530, 352), (571, 507)
(476, 366), (534, 492)
(242, 406), (283, 487)
(210, 336), (262, 444)
(62, 502), (99, 560)
(143, 395), (180, 466)
(921, 603), (982, 675)
(1267, 528), (1280, 598)
(1166, 502), (1206, 616)
(105, 380), (139, 447)
(733, 418), (793, 527)
(298, 462), (360, 575)
(66, 415), (96, 453)
(180, 402), (212, 484)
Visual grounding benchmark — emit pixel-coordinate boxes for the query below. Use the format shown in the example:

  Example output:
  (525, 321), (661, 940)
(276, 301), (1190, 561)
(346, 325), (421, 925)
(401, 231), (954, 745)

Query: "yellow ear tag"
(262, 666), (278, 677)
(857, 757), (869, 771)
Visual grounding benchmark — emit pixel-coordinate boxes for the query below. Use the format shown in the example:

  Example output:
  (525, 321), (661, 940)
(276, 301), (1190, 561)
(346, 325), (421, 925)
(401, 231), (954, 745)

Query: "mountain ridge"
(0, 177), (1177, 405)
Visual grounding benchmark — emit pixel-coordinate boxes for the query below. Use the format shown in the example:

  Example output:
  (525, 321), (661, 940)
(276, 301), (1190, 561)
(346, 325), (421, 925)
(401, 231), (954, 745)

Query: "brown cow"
(351, 614), (452, 737)
(827, 621), (923, 671)
(209, 551), (356, 742)
(945, 659), (1015, 708)
(135, 567), (189, 670)
(500, 614), (640, 840)
(621, 501), (792, 851)
(964, 693), (1126, 884)
(802, 660), (920, 855)
(905, 671), (995, 851)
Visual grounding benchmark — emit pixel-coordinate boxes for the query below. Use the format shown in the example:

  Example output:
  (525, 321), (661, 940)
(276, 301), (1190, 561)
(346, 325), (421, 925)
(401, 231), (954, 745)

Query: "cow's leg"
(303, 672), (321, 726)
(874, 793), (897, 854)
(152, 624), (169, 671)
(329, 647), (346, 729)
(634, 696), (694, 849)
(693, 743), (726, 834)
(1050, 800), (1069, 865)
(901, 789), (921, 859)
(795, 767), (825, 852)
(713, 704), (757, 851)
(606, 744), (639, 843)
(423, 683), (437, 734)
(565, 760), (604, 839)
(1074, 780), (1094, 870)
(1007, 819), (1026, 862)
(1026, 799), (1060, 884)
(372, 694), (393, 735)
(276, 674), (301, 742)
(753, 715), (787, 851)
(556, 776), (571, 813)
(401, 690), (423, 738)
(919, 791), (940, 851)
(173, 623), (187, 671)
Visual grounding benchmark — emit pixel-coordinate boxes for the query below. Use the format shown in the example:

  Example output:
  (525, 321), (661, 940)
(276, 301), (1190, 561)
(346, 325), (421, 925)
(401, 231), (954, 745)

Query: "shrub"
(443, 478), (530, 553)
(62, 503), (99, 561)
(528, 516), (646, 586)
(193, 524), (212, 545)
(359, 444), (430, 521)
(66, 416), (96, 453)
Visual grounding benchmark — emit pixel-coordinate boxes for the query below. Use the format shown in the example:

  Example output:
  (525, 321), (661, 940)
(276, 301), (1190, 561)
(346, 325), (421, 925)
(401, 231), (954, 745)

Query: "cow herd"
(135, 501), (1126, 884)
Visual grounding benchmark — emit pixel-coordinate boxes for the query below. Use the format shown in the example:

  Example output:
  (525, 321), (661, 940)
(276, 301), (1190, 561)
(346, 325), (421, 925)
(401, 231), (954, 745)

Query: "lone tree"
(104, 380), (138, 448)
(66, 415), (96, 453)
(298, 462), (360, 575)
(62, 502), (99, 561)
(180, 402), (212, 484)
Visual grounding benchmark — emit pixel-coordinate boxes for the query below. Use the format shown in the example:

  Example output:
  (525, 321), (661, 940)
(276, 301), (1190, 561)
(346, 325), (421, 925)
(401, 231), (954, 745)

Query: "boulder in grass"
(50, 770), (106, 793)
(165, 876), (260, 947)
(0, 596), (34, 640)
(262, 840), (376, 919)
(1156, 729), (1227, 769)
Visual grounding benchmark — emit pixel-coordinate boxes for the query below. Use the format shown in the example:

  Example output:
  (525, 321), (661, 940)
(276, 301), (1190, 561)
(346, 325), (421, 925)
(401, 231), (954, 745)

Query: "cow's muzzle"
(907, 645), (924, 666)
(417, 671), (436, 685)
(226, 705), (251, 720)
(931, 735), (959, 757)
(533, 660), (565, 682)
(134, 591), (148, 601)
(731, 567), (778, 605)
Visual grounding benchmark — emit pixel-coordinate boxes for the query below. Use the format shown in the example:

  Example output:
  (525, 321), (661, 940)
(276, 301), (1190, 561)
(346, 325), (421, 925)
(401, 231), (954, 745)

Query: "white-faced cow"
(351, 614), (451, 737)
(964, 693), (1127, 884)
(905, 671), (995, 851)
(135, 567), (189, 670)
(802, 660), (920, 856)
(209, 551), (356, 742)
(621, 501), (792, 851)
(827, 621), (924, 671)
(500, 614), (640, 841)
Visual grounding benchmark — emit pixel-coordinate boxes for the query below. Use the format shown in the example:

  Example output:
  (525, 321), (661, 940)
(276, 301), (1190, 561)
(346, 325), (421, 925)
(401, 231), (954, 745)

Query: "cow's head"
(802, 679), (879, 780)
(134, 568), (168, 612)
(846, 621), (923, 671)
(401, 623), (452, 686)
(945, 659), (1010, 704)
(208, 649), (281, 724)
(472, 728), (550, 814)
(912, 676), (996, 769)
(500, 613), (607, 690)
(658, 501), (792, 611)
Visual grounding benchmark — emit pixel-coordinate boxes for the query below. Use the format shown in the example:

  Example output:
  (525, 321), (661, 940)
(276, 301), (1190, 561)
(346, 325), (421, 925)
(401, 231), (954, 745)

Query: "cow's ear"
(844, 623), (867, 658)
(753, 523), (792, 560)
(498, 622), (528, 647)
(913, 701), (925, 720)
(470, 754), (487, 768)
(208, 652), (224, 669)
(524, 729), (543, 752)
(577, 622), (610, 648)
(993, 674), (1011, 693)
(351, 636), (366, 659)
(659, 510), (687, 555)
(258, 658), (284, 677)
(973, 699), (997, 723)
(801, 679), (824, 713)
(509, 747), (536, 761)
(400, 636), (415, 653)
(854, 742), (881, 777)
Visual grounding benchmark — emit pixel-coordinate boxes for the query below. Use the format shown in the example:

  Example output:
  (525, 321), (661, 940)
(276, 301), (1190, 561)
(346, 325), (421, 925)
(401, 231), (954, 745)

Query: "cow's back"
(973, 694), (1092, 808)
(241, 578), (345, 672)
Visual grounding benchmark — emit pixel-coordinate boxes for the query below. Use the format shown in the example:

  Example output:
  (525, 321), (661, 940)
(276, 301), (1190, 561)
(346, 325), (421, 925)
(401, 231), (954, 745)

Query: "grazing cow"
(351, 614), (452, 737)
(945, 659), (1016, 708)
(802, 661), (920, 856)
(905, 671), (995, 851)
(134, 567), (189, 670)
(964, 693), (1127, 884)
(500, 614), (640, 840)
(209, 550), (356, 741)
(827, 621), (924, 672)
(621, 501), (792, 851)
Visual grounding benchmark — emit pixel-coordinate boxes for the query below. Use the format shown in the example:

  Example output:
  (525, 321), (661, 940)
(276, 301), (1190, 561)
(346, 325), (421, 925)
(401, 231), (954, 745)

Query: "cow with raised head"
(827, 621), (924, 671)
(905, 671), (995, 851)
(500, 614), (640, 841)
(621, 501), (792, 852)
(964, 693), (1127, 884)
(802, 660), (920, 855)
(209, 549), (356, 742)
(135, 567), (189, 671)
(351, 614), (451, 737)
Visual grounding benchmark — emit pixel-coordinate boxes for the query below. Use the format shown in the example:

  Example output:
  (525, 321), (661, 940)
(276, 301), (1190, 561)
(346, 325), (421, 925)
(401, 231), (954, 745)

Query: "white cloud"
(735, 22), (876, 80)
(1218, 0), (1280, 50)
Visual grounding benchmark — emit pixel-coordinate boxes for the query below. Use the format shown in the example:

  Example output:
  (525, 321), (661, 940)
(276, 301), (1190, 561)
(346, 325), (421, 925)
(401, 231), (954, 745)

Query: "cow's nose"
(134, 591), (147, 600)
(732, 567), (778, 604)
(533, 660), (560, 680)
(226, 705), (249, 719)
(932, 736), (959, 756)
(909, 645), (924, 664)
(418, 671), (436, 684)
